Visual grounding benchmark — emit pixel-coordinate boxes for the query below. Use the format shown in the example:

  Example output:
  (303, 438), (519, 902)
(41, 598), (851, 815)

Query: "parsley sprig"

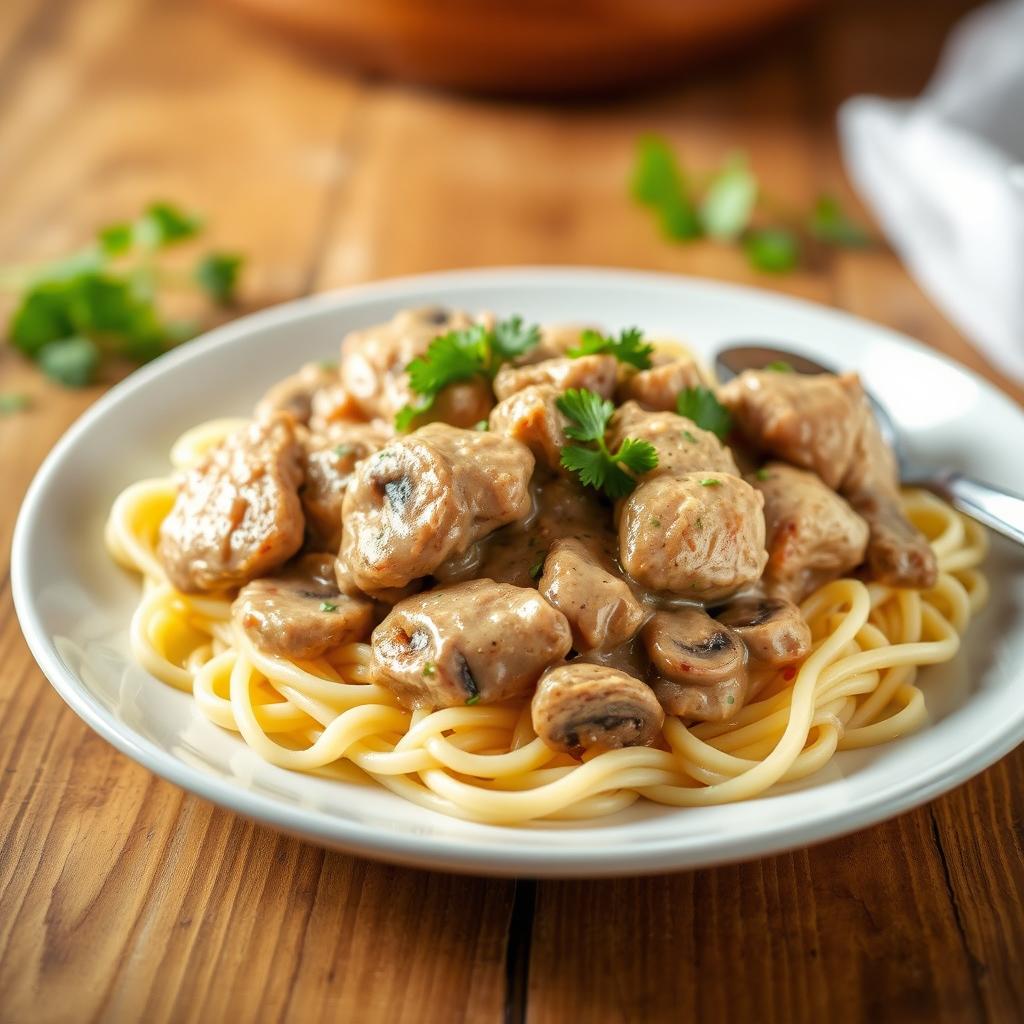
(4, 201), (243, 388)
(567, 326), (653, 370)
(395, 315), (540, 430)
(557, 388), (658, 499)
(676, 387), (732, 441)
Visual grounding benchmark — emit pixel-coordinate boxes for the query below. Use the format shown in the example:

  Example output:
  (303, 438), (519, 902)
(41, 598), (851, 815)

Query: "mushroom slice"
(715, 597), (810, 667)
(234, 553), (375, 660)
(493, 354), (618, 401)
(341, 424), (534, 595)
(642, 607), (748, 722)
(531, 663), (664, 757)
(539, 538), (645, 652)
(371, 580), (572, 710)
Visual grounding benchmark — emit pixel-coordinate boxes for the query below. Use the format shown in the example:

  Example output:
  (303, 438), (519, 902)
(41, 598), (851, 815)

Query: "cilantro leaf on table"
(808, 194), (870, 247)
(744, 227), (799, 273)
(38, 336), (101, 387)
(676, 386), (732, 441)
(567, 327), (654, 370)
(0, 392), (31, 415)
(394, 316), (541, 430)
(631, 135), (701, 241)
(700, 153), (758, 240)
(195, 252), (243, 305)
(556, 388), (659, 500)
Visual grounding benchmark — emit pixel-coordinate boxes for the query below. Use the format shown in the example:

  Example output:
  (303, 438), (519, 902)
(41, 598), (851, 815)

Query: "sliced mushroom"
(233, 553), (375, 660)
(255, 362), (339, 425)
(714, 596), (810, 667)
(531, 663), (665, 757)
(642, 607), (748, 722)
(371, 579), (572, 709)
(493, 354), (618, 401)
(341, 424), (534, 595)
(539, 538), (645, 651)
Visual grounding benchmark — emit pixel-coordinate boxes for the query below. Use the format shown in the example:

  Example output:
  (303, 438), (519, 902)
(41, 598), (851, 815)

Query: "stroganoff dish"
(106, 309), (988, 824)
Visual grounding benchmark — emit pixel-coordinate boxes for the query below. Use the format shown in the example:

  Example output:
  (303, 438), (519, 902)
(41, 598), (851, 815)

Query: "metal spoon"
(714, 344), (1024, 547)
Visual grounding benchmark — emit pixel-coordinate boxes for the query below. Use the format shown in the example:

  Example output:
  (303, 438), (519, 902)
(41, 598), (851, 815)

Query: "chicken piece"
(751, 462), (869, 602)
(493, 354), (618, 401)
(643, 607), (749, 722)
(617, 356), (704, 412)
(341, 423), (534, 595)
(842, 415), (938, 588)
(371, 579), (572, 709)
(719, 370), (863, 489)
(308, 383), (365, 435)
(159, 414), (304, 593)
(715, 596), (810, 666)
(608, 401), (738, 480)
(233, 553), (375, 660)
(255, 363), (339, 426)
(514, 323), (589, 364)
(531, 663), (664, 757)
(488, 384), (568, 471)
(619, 473), (768, 600)
(538, 538), (645, 652)
(339, 306), (480, 422)
(301, 423), (391, 550)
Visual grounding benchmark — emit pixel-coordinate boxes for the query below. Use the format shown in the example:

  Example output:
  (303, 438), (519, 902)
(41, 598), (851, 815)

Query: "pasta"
(106, 428), (987, 825)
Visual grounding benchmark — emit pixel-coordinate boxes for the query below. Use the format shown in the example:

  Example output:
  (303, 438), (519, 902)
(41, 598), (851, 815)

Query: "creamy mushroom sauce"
(156, 307), (939, 759)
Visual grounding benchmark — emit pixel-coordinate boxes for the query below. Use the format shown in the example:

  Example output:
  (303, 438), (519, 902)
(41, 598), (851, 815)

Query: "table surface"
(2, 0), (1022, 1021)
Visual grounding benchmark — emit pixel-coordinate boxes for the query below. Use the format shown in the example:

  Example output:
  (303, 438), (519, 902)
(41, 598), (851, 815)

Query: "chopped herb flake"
(755, 467), (771, 481)
(682, 429), (697, 443)
(423, 661), (437, 677)
(319, 601), (338, 613)
(529, 558), (545, 580)
(763, 360), (793, 373)
(650, 517), (661, 528)
(700, 477), (721, 487)
(465, 693), (482, 705)
(0, 393), (31, 415)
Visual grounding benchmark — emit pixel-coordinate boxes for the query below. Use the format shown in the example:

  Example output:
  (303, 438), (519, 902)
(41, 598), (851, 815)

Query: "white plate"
(13, 267), (1024, 877)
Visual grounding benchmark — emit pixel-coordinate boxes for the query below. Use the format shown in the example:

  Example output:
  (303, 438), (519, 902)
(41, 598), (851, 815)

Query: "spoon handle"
(925, 472), (1024, 547)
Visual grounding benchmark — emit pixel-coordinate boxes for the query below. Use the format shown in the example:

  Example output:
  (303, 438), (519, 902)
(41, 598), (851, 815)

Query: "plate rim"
(12, 264), (1024, 878)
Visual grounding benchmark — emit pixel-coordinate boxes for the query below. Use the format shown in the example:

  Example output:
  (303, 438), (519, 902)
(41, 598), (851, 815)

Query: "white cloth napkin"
(839, 0), (1024, 382)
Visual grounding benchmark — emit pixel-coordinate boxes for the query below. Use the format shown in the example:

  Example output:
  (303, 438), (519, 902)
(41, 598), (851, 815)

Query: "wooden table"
(2, 1), (1022, 1020)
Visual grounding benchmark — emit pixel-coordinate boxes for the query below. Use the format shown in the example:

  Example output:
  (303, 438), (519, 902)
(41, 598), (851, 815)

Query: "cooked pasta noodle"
(106, 422), (987, 824)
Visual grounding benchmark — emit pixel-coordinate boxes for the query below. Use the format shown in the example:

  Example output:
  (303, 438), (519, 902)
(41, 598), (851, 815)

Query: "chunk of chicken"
(619, 473), (768, 599)
(751, 462), (869, 602)
(493, 354), (618, 401)
(488, 384), (568, 471)
(341, 424), (534, 595)
(715, 596), (810, 666)
(371, 579), (572, 709)
(158, 414), (304, 593)
(531, 663), (664, 757)
(539, 538), (645, 652)
(608, 401), (738, 480)
(339, 306), (480, 422)
(233, 553), (375, 660)
(721, 369), (938, 589)
(255, 363), (339, 426)
(617, 356), (704, 412)
(308, 383), (366, 435)
(643, 607), (749, 722)
(301, 423), (391, 550)
(719, 370), (864, 490)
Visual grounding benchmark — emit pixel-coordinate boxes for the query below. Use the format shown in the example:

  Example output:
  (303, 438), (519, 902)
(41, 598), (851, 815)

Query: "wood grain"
(2, 0), (1022, 1022)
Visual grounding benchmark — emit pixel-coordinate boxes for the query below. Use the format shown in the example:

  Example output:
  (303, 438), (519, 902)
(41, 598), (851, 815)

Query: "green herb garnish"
(0, 392), (30, 415)
(320, 601), (338, 613)
(423, 661), (437, 677)
(556, 388), (658, 500)
(764, 360), (793, 372)
(755, 467), (772, 481)
(4, 201), (243, 388)
(700, 152), (758, 240)
(529, 558), (545, 580)
(744, 228), (799, 273)
(809, 194), (870, 248)
(631, 135), (701, 240)
(676, 387), (732, 441)
(395, 315), (540, 431)
(567, 327), (653, 370)
(682, 429), (697, 443)
(473, 419), (489, 431)
(333, 443), (354, 458)
(465, 693), (482, 706)
(700, 477), (721, 487)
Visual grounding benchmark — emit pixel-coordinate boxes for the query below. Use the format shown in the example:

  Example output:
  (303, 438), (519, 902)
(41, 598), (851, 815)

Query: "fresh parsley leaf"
(38, 336), (100, 387)
(764, 360), (793, 372)
(676, 387), (732, 440)
(473, 419), (489, 431)
(567, 327), (653, 370)
(700, 477), (722, 487)
(0, 392), (30, 415)
(557, 387), (659, 499)
(465, 693), (482, 705)
(396, 317), (540, 430)
(744, 228), (799, 273)
(98, 222), (133, 256)
(632, 135), (701, 240)
(135, 201), (202, 248)
(529, 557), (545, 580)
(10, 283), (76, 357)
(195, 252), (243, 305)
(755, 467), (772, 480)
(320, 601), (338, 612)
(700, 153), (758, 240)
(809, 194), (870, 247)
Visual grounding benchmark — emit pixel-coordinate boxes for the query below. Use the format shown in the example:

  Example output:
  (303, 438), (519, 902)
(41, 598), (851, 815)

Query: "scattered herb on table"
(395, 315), (540, 430)
(556, 388), (658, 500)
(3, 201), (244, 388)
(0, 392), (31, 415)
(567, 326), (654, 369)
(676, 386), (732, 441)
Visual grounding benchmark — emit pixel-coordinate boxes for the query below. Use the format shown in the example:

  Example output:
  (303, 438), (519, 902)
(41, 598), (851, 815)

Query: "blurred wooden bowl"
(218, 0), (820, 95)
